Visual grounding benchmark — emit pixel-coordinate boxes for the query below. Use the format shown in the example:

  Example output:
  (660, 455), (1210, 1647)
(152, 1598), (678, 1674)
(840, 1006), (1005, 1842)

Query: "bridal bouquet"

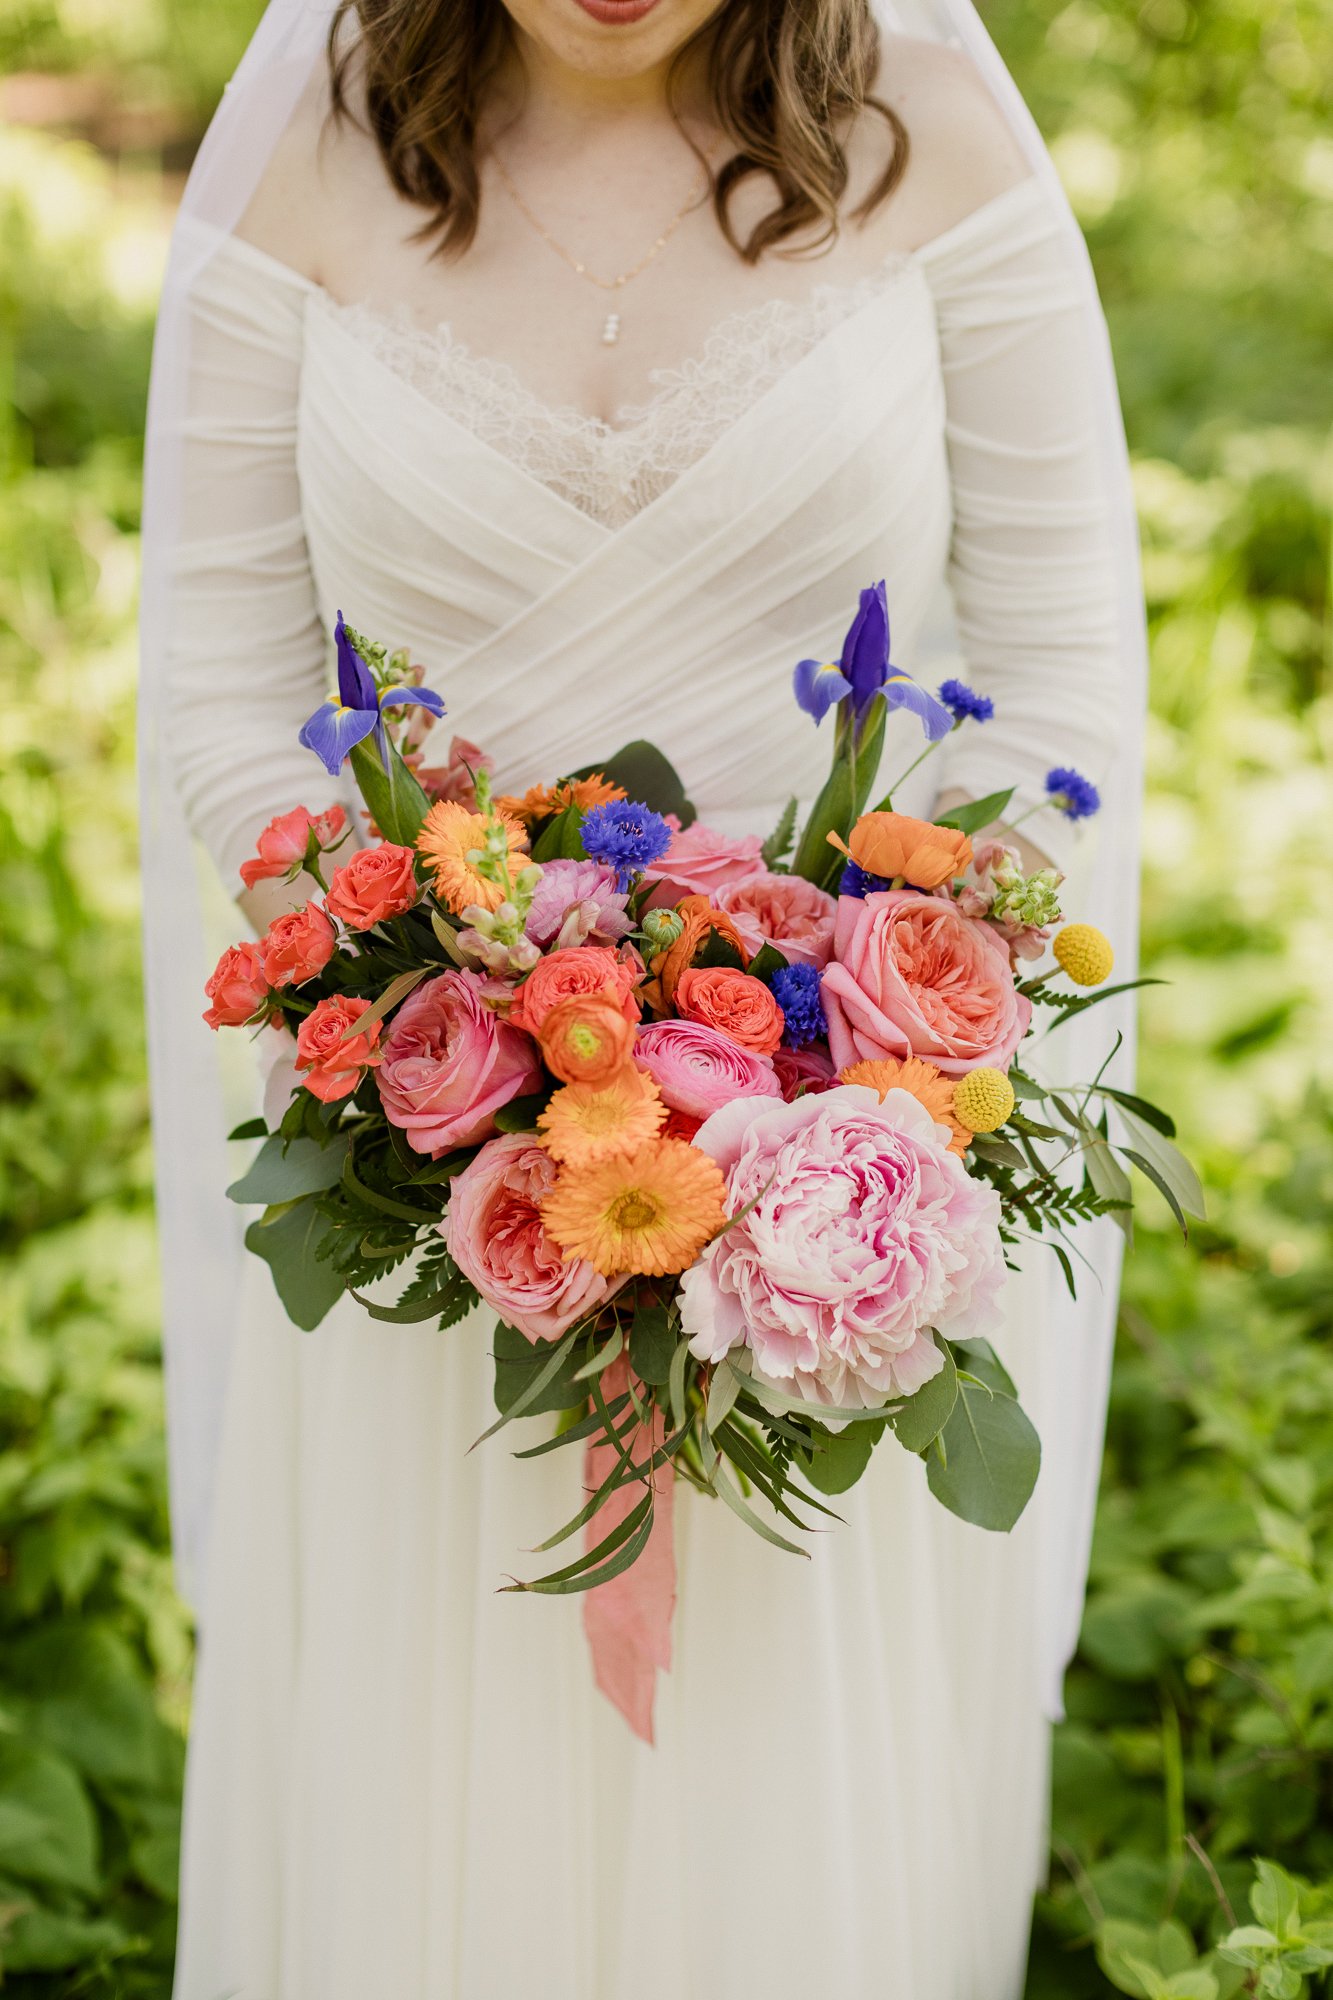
(209, 585), (1198, 1733)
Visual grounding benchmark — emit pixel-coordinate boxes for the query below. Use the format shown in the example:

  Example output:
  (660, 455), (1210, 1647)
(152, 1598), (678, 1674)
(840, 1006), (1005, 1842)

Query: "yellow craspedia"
(1053, 923), (1115, 988)
(952, 1068), (1015, 1135)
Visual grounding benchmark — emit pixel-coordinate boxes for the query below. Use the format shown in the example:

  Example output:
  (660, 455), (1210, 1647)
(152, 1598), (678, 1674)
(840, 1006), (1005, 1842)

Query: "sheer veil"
(139, 0), (1147, 1715)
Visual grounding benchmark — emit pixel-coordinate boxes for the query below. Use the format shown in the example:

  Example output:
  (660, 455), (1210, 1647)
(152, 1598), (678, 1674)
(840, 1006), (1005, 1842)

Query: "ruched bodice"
(164, 177), (1120, 884)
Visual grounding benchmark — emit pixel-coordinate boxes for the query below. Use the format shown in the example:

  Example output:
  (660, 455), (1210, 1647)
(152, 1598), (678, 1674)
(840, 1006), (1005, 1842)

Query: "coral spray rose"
(509, 946), (641, 1037)
(842, 811), (973, 891)
(239, 804), (346, 890)
(444, 1134), (618, 1342)
(260, 902), (337, 989)
(325, 843), (419, 929)
(376, 970), (543, 1156)
(296, 996), (382, 1104)
(822, 890), (1030, 1078)
(674, 967), (785, 1058)
(203, 941), (268, 1029)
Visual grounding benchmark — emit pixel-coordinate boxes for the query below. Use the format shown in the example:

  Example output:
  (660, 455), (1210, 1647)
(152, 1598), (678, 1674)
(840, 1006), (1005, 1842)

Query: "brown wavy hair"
(328, 0), (907, 263)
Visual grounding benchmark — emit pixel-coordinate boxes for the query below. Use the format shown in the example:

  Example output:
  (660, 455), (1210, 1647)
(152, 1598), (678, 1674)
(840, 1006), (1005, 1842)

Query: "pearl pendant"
(601, 311), (621, 346)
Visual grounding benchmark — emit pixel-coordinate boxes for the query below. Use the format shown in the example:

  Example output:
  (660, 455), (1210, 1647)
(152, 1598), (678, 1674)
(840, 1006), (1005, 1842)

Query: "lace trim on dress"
(320, 259), (910, 528)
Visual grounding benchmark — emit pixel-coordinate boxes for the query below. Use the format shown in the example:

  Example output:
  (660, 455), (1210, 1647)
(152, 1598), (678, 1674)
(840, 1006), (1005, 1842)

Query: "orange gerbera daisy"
(496, 774), (627, 827)
(840, 1056), (971, 1157)
(538, 1066), (666, 1166)
(542, 1137), (726, 1276)
(416, 799), (527, 915)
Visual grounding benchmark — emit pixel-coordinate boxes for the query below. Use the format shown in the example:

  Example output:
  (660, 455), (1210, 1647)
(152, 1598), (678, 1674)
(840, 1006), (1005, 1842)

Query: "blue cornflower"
(771, 963), (827, 1049)
(1045, 767), (1101, 821)
(838, 860), (890, 899)
(580, 799), (672, 892)
(938, 679), (995, 725)
(299, 613), (444, 776)
(794, 582), (952, 741)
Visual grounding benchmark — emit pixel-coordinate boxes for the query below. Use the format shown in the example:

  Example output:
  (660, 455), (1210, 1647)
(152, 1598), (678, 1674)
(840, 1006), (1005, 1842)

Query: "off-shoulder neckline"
(193, 174), (1048, 305)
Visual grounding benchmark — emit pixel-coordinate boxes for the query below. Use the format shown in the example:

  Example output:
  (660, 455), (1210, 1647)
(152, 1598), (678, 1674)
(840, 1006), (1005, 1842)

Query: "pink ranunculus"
(822, 890), (1031, 1079)
(325, 842), (419, 930)
(239, 804), (346, 890)
(641, 820), (768, 901)
(203, 940), (268, 1029)
(680, 1084), (1006, 1408)
(714, 871), (838, 969)
(523, 858), (633, 949)
(633, 1019), (782, 1122)
(376, 970), (543, 1157)
(260, 901), (338, 989)
(413, 735), (494, 809)
(443, 1133), (618, 1342)
(772, 1041), (837, 1102)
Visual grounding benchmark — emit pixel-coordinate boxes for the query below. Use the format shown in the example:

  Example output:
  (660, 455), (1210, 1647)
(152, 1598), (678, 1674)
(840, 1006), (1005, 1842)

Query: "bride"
(140, 0), (1145, 1991)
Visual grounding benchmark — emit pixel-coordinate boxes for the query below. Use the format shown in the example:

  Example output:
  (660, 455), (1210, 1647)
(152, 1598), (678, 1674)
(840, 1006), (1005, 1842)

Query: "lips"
(572, 0), (663, 21)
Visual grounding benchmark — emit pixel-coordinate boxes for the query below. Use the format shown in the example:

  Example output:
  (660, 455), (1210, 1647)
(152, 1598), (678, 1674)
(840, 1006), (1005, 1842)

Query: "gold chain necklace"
(492, 152), (706, 346)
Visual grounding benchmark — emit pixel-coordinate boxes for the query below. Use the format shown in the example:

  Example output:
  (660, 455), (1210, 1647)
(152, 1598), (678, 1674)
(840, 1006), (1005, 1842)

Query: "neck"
(491, 25), (711, 150)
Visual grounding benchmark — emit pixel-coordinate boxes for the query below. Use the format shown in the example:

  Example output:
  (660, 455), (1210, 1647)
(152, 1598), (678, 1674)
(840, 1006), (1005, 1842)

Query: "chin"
(501, 0), (722, 78)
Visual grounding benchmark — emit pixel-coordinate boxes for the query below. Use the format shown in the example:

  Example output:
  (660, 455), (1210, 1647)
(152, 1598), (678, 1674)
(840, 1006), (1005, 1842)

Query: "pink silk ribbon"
(580, 1357), (676, 1745)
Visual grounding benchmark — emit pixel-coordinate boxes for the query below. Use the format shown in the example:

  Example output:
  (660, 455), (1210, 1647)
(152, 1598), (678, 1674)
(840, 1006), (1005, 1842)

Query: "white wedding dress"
(162, 175), (1124, 1999)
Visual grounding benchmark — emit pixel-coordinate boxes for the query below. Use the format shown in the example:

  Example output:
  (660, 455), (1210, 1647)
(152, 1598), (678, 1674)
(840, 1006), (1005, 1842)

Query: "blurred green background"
(0, 0), (1329, 1991)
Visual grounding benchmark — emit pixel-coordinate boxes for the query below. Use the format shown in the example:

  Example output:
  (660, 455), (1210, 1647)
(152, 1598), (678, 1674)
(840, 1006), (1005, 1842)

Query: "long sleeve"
(920, 182), (1123, 870)
(161, 226), (351, 888)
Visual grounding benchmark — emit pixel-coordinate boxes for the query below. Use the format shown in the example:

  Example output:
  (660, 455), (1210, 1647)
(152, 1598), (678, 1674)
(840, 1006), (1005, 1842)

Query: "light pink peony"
(376, 970), (543, 1156)
(523, 858), (633, 949)
(443, 1133), (617, 1342)
(822, 890), (1031, 1078)
(642, 820), (768, 901)
(680, 1085), (1006, 1408)
(634, 1019), (782, 1122)
(715, 871), (837, 969)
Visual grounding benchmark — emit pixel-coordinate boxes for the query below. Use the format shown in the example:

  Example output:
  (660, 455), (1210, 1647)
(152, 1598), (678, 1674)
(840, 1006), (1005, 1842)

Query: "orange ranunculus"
(640, 894), (749, 1016)
(840, 1055), (971, 1156)
(674, 967), (785, 1058)
(538, 995), (636, 1086)
(840, 811), (973, 891)
(510, 945), (641, 1039)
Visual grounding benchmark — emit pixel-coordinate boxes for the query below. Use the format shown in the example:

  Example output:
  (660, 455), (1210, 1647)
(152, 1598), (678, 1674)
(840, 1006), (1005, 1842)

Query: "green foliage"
(1, 0), (1330, 1985)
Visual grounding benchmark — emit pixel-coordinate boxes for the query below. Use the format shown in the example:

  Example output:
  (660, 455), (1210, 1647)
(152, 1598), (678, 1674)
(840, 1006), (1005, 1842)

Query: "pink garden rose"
(642, 820), (768, 901)
(715, 871), (837, 969)
(634, 1019), (782, 1122)
(821, 890), (1031, 1078)
(523, 858), (633, 949)
(376, 970), (543, 1156)
(443, 1133), (617, 1342)
(680, 1084), (1006, 1408)
(772, 1041), (837, 1102)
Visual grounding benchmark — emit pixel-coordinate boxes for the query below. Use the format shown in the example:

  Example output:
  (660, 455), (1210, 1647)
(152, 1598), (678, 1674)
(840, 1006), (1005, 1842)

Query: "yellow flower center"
(610, 1190), (660, 1232)
(1053, 923), (1115, 988)
(953, 1068), (1016, 1134)
(566, 1020), (604, 1058)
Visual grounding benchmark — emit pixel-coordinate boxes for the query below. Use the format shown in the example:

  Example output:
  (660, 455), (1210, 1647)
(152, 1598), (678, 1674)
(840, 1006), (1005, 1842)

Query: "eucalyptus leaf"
(489, 1322), (588, 1422)
(798, 1418), (880, 1494)
(1115, 1106), (1206, 1219)
(926, 1352), (1040, 1531)
(245, 1197), (345, 1330)
(226, 1130), (351, 1206)
(933, 787), (1016, 836)
(705, 1358), (742, 1434)
(628, 1302), (676, 1386)
(888, 1337), (958, 1454)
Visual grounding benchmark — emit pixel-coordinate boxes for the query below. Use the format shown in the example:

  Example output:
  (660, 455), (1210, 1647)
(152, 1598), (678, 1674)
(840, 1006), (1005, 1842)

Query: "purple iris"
(299, 613), (445, 778)
(793, 582), (953, 740)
